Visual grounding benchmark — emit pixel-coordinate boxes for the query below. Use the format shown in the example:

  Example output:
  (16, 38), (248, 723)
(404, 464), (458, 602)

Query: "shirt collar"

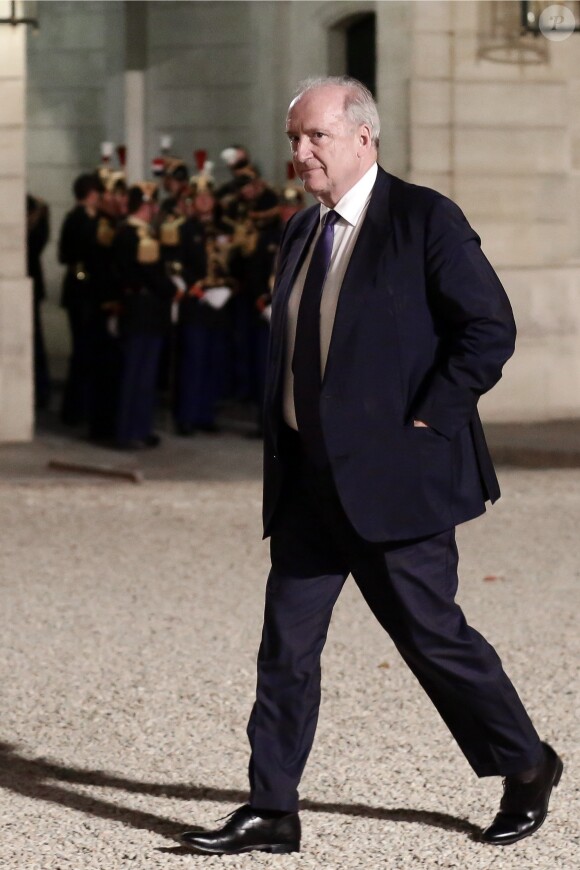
(319, 162), (378, 228)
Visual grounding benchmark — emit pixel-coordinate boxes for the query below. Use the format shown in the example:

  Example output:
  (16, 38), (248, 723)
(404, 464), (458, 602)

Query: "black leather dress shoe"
(181, 804), (300, 855)
(482, 742), (563, 845)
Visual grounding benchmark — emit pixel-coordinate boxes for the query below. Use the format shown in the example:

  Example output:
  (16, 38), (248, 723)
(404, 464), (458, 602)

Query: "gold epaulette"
(137, 227), (160, 264)
(160, 215), (185, 247)
(97, 217), (116, 247)
(232, 219), (258, 256)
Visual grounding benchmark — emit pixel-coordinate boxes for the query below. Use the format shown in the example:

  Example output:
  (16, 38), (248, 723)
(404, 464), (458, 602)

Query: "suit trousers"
(247, 430), (543, 813)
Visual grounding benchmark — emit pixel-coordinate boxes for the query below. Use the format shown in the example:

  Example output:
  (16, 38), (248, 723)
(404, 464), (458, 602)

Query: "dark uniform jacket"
(178, 218), (235, 329)
(58, 205), (101, 310)
(112, 217), (174, 336)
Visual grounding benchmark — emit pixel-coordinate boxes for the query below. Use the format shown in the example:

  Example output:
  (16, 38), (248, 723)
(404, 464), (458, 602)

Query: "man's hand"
(413, 420), (429, 428)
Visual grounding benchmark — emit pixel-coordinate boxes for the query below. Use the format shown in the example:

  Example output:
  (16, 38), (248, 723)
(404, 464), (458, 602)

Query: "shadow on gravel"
(0, 742), (480, 841)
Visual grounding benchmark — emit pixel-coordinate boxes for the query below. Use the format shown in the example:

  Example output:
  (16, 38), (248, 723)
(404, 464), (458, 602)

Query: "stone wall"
(0, 23), (32, 442)
(26, 0), (124, 363)
(146, 1), (256, 177)
(410, 0), (580, 421)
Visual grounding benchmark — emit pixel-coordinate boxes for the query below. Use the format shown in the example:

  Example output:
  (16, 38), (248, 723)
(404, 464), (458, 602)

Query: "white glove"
(171, 275), (187, 294)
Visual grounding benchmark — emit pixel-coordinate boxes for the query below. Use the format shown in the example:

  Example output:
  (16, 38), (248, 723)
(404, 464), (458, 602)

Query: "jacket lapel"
(323, 167), (394, 385)
(267, 207), (319, 397)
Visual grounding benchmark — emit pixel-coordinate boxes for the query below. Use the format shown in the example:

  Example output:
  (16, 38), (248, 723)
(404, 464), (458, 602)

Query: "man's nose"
(294, 137), (313, 162)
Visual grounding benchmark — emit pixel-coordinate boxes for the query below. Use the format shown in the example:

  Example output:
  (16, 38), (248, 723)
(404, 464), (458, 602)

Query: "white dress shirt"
(283, 162), (378, 430)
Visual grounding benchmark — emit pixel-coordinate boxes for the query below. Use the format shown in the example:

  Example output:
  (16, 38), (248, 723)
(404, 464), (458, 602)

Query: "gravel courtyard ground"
(0, 433), (578, 869)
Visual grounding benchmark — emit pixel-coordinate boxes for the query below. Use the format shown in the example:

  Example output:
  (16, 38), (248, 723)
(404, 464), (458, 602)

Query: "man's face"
(166, 177), (184, 197)
(114, 190), (129, 217)
(144, 201), (158, 223)
(86, 189), (101, 210)
(286, 86), (370, 207)
(100, 190), (116, 216)
(194, 191), (216, 220)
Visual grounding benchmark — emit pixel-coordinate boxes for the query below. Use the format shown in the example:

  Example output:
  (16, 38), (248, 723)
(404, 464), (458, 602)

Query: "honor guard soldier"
(88, 171), (128, 442)
(217, 145), (258, 221)
(112, 182), (178, 449)
(157, 159), (191, 393)
(218, 145), (256, 193)
(228, 173), (282, 407)
(58, 173), (103, 427)
(158, 161), (191, 304)
(172, 157), (219, 303)
(158, 158), (190, 231)
(190, 161), (223, 228)
(173, 171), (237, 435)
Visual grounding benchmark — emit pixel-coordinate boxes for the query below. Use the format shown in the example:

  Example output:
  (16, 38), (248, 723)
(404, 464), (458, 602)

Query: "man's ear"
(358, 124), (373, 152)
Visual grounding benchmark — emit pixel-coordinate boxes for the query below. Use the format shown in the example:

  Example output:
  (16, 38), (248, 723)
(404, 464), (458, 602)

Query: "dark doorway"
(346, 14), (376, 95)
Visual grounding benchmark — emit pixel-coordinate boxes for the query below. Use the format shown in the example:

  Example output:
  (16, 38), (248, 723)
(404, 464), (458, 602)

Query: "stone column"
(0, 21), (33, 442)
(125, 0), (146, 183)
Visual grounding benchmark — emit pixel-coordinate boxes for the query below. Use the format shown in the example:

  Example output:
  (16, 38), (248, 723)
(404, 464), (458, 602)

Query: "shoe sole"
(181, 841), (299, 855)
(483, 757), (564, 846)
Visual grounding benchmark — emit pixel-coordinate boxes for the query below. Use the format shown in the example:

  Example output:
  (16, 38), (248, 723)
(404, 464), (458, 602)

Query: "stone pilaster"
(0, 23), (32, 442)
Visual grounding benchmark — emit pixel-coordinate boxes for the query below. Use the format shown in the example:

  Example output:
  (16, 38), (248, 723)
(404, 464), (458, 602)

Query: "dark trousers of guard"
(175, 323), (226, 429)
(116, 333), (163, 444)
(61, 300), (97, 426)
(246, 426), (543, 813)
(89, 313), (122, 441)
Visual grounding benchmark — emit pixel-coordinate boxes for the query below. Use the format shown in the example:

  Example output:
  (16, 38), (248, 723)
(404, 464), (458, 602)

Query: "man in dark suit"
(182, 77), (562, 856)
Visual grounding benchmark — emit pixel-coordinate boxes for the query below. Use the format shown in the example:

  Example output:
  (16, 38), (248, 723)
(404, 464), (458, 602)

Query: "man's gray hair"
(292, 76), (380, 148)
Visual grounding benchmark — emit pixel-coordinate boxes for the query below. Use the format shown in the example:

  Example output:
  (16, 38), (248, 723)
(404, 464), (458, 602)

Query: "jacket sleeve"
(413, 196), (516, 439)
(58, 212), (75, 266)
(112, 227), (147, 299)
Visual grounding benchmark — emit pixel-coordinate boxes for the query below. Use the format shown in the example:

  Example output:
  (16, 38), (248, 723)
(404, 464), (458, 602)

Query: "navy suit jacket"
(262, 166), (516, 542)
